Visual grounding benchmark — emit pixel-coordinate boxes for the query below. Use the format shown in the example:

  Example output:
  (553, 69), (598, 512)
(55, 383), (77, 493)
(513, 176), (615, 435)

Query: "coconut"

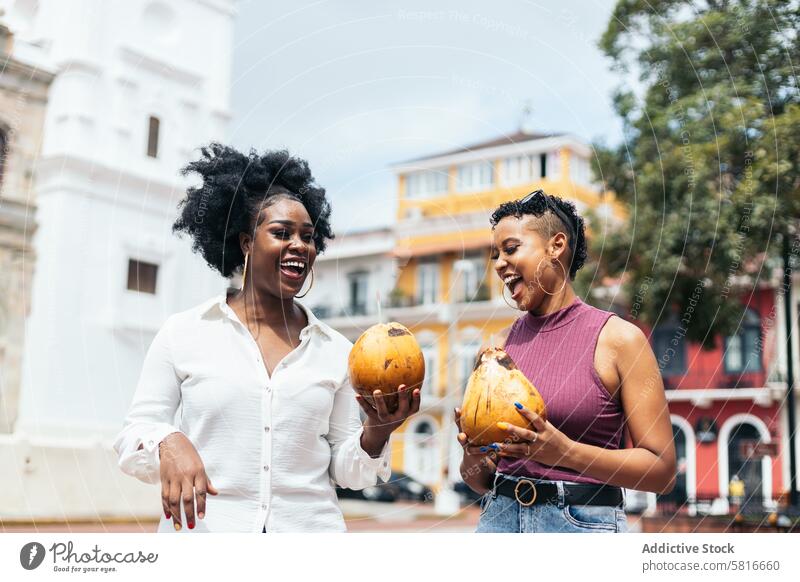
(348, 322), (426, 413)
(460, 347), (547, 446)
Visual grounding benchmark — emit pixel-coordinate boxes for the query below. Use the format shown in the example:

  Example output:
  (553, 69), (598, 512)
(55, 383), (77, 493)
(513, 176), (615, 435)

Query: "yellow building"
(306, 129), (623, 493)
(383, 130), (623, 492)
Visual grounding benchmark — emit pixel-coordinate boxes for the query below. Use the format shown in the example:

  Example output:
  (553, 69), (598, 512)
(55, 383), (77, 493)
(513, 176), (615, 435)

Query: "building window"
(422, 345), (438, 394)
(147, 116), (160, 158)
(539, 153), (547, 178)
(456, 161), (494, 192)
(569, 153), (591, 185)
(127, 259), (158, 294)
(454, 253), (487, 301)
(724, 308), (762, 374)
(458, 341), (482, 389)
(347, 271), (369, 315)
(501, 155), (535, 186)
(547, 150), (561, 180)
(405, 170), (448, 199)
(652, 322), (687, 378)
(417, 261), (439, 305)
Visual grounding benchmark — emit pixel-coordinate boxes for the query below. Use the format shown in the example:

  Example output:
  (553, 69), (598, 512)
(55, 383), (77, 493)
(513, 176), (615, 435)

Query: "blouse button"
(264, 426), (270, 432)
(263, 465), (270, 472)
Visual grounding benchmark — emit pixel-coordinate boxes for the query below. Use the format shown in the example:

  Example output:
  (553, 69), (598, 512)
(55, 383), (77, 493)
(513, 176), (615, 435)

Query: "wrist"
(360, 424), (390, 458)
(561, 438), (584, 472)
(362, 421), (392, 442)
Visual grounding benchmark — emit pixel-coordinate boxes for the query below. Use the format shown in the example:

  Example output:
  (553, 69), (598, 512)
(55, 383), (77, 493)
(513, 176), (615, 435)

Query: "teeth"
(281, 261), (306, 269)
(503, 274), (521, 286)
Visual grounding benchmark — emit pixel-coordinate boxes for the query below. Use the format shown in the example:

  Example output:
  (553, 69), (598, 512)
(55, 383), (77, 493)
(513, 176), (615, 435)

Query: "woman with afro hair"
(454, 190), (675, 533)
(114, 144), (419, 532)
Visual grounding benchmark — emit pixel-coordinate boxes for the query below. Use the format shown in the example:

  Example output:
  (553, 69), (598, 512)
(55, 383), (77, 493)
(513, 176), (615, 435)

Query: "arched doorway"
(726, 423), (764, 504)
(657, 420), (693, 511)
(718, 414), (773, 505)
(404, 416), (440, 485)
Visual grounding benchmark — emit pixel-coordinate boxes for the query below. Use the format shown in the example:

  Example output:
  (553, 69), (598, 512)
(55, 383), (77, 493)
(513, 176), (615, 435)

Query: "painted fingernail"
(489, 443), (500, 450)
(479, 447), (488, 452)
(174, 522), (181, 531)
(198, 512), (205, 519)
(514, 402), (523, 410)
(188, 522), (195, 530)
(165, 512), (171, 519)
(496, 421), (509, 430)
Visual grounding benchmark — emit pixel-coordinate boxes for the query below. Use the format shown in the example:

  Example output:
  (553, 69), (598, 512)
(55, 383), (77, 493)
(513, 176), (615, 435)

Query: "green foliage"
(594, 0), (800, 346)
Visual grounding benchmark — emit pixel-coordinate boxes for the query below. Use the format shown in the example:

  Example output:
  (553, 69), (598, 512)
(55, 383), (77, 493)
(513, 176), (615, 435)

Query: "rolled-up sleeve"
(326, 375), (392, 489)
(113, 316), (182, 484)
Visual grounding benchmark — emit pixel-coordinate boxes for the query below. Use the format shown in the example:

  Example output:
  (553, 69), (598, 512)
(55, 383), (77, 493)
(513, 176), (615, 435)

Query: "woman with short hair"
(456, 190), (676, 533)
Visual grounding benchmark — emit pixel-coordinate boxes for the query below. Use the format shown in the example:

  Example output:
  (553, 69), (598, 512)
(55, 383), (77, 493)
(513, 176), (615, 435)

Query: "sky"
(230, 0), (624, 232)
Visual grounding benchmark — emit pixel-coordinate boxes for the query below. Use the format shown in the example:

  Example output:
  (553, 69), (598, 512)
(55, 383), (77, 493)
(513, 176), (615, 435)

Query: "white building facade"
(0, 0), (235, 520)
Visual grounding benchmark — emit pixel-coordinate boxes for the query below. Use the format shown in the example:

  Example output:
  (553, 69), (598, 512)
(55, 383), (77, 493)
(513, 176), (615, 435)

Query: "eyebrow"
(267, 220), (314, 228)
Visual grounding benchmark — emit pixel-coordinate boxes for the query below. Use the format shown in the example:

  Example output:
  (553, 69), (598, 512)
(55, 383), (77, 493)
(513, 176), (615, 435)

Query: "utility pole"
(782, 232), (798, 507)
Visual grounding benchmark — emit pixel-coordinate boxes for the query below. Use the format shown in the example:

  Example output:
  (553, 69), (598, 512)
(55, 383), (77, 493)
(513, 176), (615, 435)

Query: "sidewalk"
(0, 502), (482, 533)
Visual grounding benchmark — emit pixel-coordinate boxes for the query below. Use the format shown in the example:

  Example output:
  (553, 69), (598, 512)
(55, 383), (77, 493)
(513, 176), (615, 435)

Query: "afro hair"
(173, 143), (334, 278)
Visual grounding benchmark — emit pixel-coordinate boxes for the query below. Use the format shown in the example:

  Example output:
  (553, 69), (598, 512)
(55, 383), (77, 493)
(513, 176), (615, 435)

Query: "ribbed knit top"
(497, 296), (624, 484)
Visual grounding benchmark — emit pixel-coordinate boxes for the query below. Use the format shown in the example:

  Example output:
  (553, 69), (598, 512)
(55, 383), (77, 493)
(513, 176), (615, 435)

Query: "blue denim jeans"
(476, 473), (629, 533)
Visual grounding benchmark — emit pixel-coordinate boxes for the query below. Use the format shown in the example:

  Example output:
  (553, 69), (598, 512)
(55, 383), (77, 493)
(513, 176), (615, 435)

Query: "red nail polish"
(165, 512), (171, 519)
(188, 522), (195, 529)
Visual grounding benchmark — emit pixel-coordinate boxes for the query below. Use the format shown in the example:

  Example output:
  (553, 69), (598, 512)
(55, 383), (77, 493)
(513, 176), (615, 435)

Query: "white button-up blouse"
(113, 293), (391, 533)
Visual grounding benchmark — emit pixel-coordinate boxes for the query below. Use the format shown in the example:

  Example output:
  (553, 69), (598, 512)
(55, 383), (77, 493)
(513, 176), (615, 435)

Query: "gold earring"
(295, 267), (314, 299)
(240, 252), (250, 291)
(534, 256), (567, 296)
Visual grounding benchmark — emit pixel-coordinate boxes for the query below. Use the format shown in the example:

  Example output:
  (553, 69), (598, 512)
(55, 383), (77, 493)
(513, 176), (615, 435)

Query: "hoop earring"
(295, 267), (314, 299)
(534, 256), (567, 296)
(240, 252), (250, 291)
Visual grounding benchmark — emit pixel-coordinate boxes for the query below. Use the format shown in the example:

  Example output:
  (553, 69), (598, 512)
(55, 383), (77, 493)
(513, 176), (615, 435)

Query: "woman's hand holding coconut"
(349, 322), (425, 456)
(356, 384), (421, 456)
(491, 402), (575, 467)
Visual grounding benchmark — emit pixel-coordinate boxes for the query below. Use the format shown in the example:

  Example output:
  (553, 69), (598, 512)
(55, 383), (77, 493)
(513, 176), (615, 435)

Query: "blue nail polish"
(479, 447), (487, 452)
(514, 402), (523, 410)
(489, 443), (500, 450)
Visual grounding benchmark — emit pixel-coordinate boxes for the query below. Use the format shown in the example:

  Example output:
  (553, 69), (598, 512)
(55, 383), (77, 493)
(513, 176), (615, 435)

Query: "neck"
(229, 284), (303, 326)
(529, 284), (576, 316)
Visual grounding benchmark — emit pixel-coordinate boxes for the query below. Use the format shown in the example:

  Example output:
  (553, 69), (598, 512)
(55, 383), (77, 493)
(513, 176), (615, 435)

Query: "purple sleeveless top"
(498, 296), (624, 484)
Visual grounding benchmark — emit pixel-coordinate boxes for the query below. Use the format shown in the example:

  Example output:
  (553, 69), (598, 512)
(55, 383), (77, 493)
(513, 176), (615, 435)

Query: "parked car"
(388, 471), (433, 502)
(336, 471), (432, 503)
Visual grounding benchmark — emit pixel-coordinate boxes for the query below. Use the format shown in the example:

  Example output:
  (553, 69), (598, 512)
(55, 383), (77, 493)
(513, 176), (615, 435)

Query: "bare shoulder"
(480, 324), (514, 352)
(598, 314), (649, 353)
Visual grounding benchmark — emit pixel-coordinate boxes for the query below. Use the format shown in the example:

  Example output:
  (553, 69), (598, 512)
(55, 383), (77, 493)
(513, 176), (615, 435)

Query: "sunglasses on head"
(517, 189), (576, 254)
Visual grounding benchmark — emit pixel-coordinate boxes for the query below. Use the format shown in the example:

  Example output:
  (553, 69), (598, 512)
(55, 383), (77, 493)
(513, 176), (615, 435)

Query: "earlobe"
(239, 233), (252, 256)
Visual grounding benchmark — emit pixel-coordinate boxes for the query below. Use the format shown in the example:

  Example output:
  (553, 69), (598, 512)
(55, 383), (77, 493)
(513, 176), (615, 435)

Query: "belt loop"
(555, 481), (566, 508)
(491, 472), (501, 500)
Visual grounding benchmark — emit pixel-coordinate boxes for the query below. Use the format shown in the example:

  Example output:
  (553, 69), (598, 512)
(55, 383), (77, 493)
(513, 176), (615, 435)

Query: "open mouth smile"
(503, 273), (525, 299)
(279, 259), (307, 281)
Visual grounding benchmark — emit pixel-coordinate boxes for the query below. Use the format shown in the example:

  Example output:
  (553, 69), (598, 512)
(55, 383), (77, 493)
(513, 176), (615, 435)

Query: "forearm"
(563, 441), (675, 494)
(360, 426), (391, 458)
